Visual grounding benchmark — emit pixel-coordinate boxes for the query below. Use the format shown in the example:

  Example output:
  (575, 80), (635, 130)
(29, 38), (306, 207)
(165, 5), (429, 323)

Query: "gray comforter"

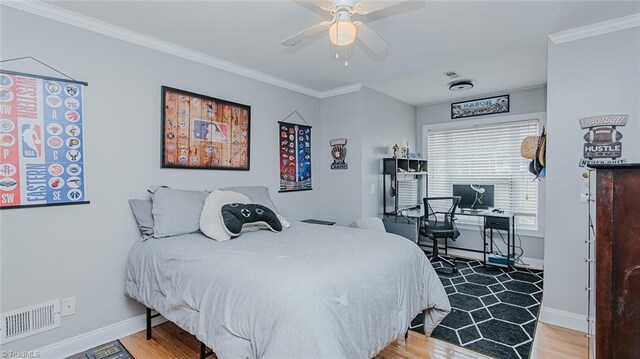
(125, 222), (450, 359)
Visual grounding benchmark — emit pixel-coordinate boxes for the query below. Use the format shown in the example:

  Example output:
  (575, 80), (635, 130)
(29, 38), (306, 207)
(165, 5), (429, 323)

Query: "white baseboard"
(539, 306), (587, 333)
(36, 313), (166, 359)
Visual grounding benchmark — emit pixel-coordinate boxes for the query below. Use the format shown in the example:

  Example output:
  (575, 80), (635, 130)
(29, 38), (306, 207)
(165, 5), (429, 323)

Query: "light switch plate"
(61, 297), (76, 316)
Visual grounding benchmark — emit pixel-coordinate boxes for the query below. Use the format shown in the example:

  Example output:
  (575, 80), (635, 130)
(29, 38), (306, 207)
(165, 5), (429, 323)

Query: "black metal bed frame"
(147, 307), (409, 359)
(146, 307), (214, 359)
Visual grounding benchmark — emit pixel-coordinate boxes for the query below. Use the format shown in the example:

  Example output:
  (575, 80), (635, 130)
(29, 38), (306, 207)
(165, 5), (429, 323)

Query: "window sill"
(455, 222), (544, 239)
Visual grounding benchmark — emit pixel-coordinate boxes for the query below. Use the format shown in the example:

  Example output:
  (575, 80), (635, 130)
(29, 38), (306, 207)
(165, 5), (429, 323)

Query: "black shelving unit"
(382, 157), (428, 216)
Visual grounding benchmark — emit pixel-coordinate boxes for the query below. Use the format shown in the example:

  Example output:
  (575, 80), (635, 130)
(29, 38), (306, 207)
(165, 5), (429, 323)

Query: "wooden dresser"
(592, 164), (640, 358)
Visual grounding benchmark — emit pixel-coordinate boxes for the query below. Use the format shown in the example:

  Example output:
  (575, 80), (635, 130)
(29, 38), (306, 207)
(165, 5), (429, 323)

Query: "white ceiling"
(45, 0), (640, 106)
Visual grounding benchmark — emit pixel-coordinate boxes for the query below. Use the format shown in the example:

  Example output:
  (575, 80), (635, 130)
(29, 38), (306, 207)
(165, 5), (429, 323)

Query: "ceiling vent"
(444, 71), (460, 79)
(1, 300), (61, 344)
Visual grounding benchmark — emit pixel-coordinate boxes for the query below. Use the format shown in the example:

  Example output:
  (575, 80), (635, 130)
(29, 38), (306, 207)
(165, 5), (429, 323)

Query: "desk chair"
(420, 196), (461, 273)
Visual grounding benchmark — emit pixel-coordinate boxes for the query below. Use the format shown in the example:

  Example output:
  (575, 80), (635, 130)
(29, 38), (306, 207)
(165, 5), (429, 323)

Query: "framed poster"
(0, 70), (88, 209)
(451, 94), (509, 119)
(279, 121), (311, 192)
(161, 86), (250, 170)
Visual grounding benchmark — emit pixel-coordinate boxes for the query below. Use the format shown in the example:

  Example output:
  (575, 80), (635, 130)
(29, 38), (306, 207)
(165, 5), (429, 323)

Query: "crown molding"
(2, 0), (363, 99)
(317, 83), (363, 99)
(549, 12), (640, 44)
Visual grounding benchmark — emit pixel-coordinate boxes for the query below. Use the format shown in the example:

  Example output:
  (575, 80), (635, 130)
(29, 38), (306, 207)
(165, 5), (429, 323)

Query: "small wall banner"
(330, 138), (348, 170)
(279, 121), (312, 192)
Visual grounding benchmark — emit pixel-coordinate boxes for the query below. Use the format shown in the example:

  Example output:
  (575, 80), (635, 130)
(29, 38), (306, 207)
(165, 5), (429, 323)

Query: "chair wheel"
(451, 267), (458, 273)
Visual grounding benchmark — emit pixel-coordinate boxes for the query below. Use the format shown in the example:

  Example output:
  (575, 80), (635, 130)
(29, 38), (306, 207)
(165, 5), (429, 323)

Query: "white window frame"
(422, 112), (546, 238)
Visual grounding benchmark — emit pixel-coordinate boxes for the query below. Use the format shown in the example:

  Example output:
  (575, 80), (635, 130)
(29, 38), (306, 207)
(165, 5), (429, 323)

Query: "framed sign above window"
(451, 94), (510, 119)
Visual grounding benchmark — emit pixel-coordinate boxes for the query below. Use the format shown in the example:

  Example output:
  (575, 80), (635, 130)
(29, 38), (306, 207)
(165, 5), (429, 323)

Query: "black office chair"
(419, 196), (461, 273)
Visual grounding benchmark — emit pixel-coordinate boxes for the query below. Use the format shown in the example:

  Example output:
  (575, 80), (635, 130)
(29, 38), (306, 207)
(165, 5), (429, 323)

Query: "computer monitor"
(452, 184), (495, 210)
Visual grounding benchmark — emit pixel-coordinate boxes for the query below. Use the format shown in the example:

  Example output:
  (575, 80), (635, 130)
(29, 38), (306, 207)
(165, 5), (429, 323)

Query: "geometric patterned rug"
(411, 258), (544, 359)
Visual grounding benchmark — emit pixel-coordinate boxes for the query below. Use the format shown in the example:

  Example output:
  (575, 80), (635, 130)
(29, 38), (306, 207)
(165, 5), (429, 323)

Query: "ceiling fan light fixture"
(329, 21), (356, 46)
(449, 81), (474, 91)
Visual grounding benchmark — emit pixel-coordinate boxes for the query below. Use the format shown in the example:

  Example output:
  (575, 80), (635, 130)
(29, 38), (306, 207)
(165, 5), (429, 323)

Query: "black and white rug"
(411, 258), (543, 359)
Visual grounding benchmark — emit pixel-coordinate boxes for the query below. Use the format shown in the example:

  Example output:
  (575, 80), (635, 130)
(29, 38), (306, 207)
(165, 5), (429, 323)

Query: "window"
(426, 119), (540, 230)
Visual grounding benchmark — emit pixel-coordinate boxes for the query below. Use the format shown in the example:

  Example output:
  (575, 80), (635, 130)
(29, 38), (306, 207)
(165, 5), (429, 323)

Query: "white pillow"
(349, 217), (387, 232)
(200, 190), (251, 241)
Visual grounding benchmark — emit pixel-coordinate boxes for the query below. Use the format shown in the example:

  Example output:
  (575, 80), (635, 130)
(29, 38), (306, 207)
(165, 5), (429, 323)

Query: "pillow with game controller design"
(221, 203), (282, 237)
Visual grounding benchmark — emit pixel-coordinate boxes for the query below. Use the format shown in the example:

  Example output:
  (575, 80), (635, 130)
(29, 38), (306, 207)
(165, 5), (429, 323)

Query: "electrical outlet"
(370, 183), (376, 194)
(61, 297), (76, 316)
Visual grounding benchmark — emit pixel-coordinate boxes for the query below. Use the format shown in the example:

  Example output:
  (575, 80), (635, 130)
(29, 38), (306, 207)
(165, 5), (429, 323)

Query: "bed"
(125, 221), (450, 359)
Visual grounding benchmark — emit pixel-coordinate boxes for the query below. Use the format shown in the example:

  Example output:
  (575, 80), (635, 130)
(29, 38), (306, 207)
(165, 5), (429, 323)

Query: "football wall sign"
(161, 86), (250, 170)
(578, 114), (628, 167)
(451, 95), (509, 119)
(0, 70), (88, 209)
(279, 121), (312, 192)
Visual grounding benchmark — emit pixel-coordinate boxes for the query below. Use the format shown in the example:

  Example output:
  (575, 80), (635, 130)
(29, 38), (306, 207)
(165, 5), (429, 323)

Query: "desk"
(456, 210), (516, 271)
(401, 208), (516, 270)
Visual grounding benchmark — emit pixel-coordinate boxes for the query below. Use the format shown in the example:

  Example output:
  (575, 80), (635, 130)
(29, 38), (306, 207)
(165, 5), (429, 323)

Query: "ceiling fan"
(281, 0), (409, 64)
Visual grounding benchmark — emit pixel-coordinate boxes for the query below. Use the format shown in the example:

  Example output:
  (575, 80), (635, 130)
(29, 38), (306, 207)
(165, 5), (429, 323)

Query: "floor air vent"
(1, 300), (60, 344)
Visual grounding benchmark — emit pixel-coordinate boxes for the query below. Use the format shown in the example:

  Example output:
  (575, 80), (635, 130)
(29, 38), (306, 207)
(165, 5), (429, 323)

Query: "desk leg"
(507, 226), (511, 272)
(483, 226), (487, 264)
(490, 229), (494, 254)
(511, 218), (516, 271)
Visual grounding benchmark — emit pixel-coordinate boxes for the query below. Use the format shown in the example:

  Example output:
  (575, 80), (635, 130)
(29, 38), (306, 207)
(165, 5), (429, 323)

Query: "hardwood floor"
(121, 321), (588, 359)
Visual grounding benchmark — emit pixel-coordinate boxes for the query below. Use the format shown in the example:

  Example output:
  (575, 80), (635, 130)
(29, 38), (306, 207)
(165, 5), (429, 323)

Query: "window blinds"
(426, 120), (539, 229)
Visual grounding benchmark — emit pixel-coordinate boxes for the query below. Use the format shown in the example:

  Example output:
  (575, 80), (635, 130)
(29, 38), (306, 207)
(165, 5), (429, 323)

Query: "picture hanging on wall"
(0, 70), (89, 209)
(330, 138), (348, 170)
(578, 114), (628, 167)
(279, 121), (312, 192)
(161, 86), (250, 170)
(451, 94), (509, 119)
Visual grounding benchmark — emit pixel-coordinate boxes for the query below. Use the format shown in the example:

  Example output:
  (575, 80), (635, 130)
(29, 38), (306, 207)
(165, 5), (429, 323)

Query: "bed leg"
(146, 307), (152, 340)
(404, 330), (409, 339)
(200, 342), (213, 358)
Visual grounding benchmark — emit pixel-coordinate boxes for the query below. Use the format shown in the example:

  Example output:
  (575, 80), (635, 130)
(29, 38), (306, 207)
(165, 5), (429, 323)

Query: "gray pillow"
(149, 186), (209, 238)
(220, 186), (280, 214)
(128, 199), (154, 239)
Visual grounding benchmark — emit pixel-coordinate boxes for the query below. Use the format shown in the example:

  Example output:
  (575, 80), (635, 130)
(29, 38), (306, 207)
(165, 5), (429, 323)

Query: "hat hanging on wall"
(536, 132), (546, 167)
(520, 136), (539, 160)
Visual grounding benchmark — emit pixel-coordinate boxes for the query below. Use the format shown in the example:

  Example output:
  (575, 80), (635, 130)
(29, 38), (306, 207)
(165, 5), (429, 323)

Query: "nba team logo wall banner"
(0, 70), (88, 209)
(279, 121), (312, 192)
(578, 114), (628, 167)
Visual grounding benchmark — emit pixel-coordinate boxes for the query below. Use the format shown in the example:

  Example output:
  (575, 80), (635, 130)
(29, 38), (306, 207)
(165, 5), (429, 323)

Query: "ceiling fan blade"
(354, 1), (406, 15)
(353, 21), (389, 53)
(281, 21), (332, 47)
(309, 0), (336, 12)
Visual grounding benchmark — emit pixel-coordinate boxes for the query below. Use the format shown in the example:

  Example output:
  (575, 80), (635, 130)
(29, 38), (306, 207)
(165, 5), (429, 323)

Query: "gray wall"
(319, 87), (416, 225)
(544, 27), (640, 323)
(0, 7), (321, 351)
(361, 87), (417, 218)
(319, 91), (364, 225)
(416, 87), (547, 260)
